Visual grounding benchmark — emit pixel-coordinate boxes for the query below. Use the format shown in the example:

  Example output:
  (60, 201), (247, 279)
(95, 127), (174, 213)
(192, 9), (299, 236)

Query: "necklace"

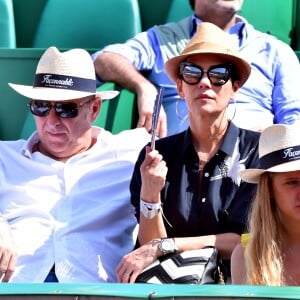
(196, 122), (228, 170)
(209, 123), (228, 142)
(199, 159), (208, 172)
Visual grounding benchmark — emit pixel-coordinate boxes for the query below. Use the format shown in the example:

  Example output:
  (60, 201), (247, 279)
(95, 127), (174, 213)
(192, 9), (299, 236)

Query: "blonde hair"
(245, 173), (285, 285)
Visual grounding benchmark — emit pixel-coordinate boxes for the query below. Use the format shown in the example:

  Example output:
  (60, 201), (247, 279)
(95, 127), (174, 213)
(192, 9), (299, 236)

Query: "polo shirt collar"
(181, 122), (240, 157)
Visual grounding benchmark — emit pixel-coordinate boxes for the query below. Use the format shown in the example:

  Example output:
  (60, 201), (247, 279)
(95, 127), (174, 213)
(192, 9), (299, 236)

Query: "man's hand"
(136, 86), (167, 138)
(94, 52), (168, 137)
(0, 218), (17, 282)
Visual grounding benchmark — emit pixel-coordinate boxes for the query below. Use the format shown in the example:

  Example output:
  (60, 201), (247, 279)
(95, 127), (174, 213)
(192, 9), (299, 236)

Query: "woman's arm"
(116, 232), (241, 283)
(231, 243), (247, 284)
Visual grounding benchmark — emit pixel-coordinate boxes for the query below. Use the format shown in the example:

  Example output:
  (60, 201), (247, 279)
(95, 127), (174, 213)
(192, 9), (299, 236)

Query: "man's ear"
(91, 96), (101, 122)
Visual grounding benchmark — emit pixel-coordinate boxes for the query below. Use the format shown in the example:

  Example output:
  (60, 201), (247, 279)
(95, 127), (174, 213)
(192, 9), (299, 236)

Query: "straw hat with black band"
(240, 123), (300, 184)
(8, 46), (119, 101)
(164, 22), (251, 86)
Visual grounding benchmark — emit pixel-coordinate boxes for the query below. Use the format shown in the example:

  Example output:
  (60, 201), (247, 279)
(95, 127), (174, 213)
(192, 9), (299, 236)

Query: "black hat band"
(260, 145), (300, 169)
(34, 73), (96, 93)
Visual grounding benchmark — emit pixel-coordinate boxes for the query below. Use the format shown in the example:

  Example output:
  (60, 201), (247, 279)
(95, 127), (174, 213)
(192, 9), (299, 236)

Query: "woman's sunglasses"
(28, 99), (92, 118)
(179, 62), (232, 86)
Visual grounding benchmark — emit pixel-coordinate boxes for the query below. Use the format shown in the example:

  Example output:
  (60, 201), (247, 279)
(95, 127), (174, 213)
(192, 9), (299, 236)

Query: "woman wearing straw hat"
(116, 22), (260, 283)
(231, 123), (300, 286)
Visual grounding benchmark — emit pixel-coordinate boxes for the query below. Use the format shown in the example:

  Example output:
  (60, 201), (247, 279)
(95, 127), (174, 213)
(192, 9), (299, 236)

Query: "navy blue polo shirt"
(130, 122), (260, 238)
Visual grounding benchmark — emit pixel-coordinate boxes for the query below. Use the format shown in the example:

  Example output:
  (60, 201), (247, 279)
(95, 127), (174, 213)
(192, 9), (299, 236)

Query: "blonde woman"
(231, 123), (300, 285)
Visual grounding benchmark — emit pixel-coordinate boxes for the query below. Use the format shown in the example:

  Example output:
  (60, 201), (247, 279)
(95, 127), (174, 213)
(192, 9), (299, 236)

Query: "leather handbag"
(135, 246), (226, 284)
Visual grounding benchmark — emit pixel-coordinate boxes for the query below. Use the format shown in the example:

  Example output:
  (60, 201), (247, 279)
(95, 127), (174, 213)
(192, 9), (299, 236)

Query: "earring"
(227, 97), (237, 122)
(176, 98), (188, 121)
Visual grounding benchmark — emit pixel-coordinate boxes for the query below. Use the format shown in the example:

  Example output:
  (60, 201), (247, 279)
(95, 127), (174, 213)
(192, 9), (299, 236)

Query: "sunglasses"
(179, 62), (232, 86)
(28, 99), (92, 118)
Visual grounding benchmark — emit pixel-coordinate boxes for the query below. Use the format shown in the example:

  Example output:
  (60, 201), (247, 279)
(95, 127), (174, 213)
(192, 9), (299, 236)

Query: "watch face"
(161, 238), (175, 253)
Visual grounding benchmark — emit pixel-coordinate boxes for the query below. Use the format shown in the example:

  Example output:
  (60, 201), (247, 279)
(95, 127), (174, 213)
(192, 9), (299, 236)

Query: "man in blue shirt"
(93, 0), (300, 136)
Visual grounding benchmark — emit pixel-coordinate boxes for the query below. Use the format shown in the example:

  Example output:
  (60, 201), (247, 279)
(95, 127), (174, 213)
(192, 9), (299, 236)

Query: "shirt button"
(204, 172), (209, 177)
(201, 198), (206, 203)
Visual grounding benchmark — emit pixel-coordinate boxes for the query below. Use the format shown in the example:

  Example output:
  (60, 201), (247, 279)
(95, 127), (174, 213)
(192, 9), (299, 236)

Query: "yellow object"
(241, 233), (250, 248)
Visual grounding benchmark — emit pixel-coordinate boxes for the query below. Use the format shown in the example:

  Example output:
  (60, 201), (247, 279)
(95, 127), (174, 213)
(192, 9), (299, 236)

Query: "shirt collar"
(182, 122), (240, 158)
(219, 122), (240, 157)
(20, 126), (102, 160)
(191, 15), (199, 37)
(191, 15), (247, 47)
(21, 131), (40, 159)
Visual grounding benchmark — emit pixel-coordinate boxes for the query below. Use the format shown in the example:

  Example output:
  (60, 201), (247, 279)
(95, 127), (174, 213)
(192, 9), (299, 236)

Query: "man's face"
(194, 0), (243, 19)
(33, 96), (100, 160)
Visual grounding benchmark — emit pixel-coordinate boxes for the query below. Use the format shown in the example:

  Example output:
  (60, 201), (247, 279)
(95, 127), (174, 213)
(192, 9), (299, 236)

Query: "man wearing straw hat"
(0, 46), (150, 282)
(93, 0), (300, 137)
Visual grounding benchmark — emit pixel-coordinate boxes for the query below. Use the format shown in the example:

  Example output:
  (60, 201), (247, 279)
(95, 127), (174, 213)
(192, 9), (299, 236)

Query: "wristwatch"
(158, 238), (178, 255)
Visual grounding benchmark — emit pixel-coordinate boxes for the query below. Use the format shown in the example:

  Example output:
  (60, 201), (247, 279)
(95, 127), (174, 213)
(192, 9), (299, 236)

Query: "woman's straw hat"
(9, 46), (119, 101)
(240, 123), (300, 184)
(164, 22), (251, 86)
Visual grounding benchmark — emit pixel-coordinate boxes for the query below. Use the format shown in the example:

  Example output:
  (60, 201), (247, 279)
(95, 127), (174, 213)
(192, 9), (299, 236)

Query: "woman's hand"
(116, 239), (160, 283)
(140, 147), (168, 203)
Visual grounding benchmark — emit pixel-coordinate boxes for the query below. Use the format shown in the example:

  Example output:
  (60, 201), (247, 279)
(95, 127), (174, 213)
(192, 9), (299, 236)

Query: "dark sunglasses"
(28, 99), (92, 118)
(179, 62), (232, 86)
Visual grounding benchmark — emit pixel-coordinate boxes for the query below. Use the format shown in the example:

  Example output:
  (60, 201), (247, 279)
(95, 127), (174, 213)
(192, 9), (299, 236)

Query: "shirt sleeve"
(91, 30), (157, 71)
(241, 233), (250, 248)
(271, 40), (300, 124)
(226, 181), (257, 234)
(129, 146), (147, 221)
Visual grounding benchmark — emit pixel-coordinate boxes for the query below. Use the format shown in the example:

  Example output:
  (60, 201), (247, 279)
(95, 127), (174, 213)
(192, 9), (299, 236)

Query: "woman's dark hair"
(189, 0), (195, 10)
(229, 64), (239, 83)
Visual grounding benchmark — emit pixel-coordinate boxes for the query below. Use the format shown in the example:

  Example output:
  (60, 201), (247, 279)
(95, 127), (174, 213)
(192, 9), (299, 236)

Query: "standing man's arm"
(271, 41), (300, 124)
(94, 52), (167, 137)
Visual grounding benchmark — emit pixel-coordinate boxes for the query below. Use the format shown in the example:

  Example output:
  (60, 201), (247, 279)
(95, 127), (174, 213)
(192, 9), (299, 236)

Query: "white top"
(0, 127), (150, 283)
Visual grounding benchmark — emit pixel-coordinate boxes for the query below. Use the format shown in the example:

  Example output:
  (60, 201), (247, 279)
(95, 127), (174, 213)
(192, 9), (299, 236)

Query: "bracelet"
(140, 199), (161, 219)
(0, 216), (7, 222)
